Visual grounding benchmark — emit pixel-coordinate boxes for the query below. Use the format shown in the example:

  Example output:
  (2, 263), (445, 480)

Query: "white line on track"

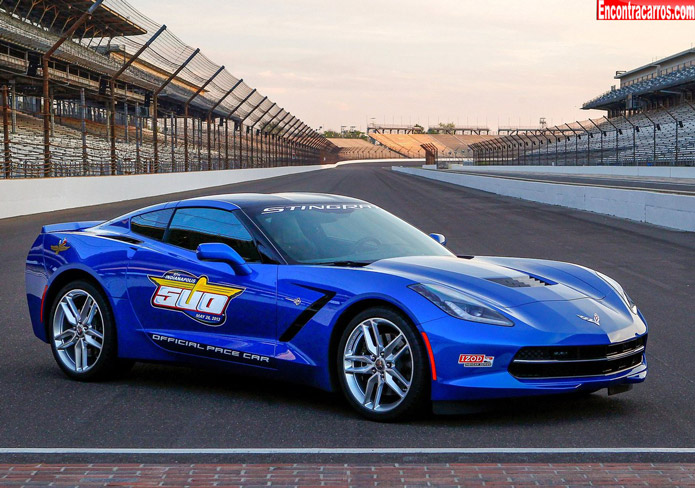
(1, 448), (695, 455)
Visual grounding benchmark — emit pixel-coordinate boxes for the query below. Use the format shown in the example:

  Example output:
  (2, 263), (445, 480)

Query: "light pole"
(601, 117), (622, 166)
(661, 106), (680, 165)
(620, 115), (638, 166)
(575, 121), (593, 166)
(641, 111), (660, 165)
(588, 119), (605, 165)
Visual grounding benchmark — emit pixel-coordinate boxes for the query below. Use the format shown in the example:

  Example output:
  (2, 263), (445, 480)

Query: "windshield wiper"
(312, 260), (372, 267)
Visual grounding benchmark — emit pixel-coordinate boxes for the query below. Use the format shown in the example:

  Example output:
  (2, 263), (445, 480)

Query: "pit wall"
(392, 166), (695, 232)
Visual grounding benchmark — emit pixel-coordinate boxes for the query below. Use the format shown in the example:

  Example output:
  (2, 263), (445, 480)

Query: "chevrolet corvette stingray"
(26, 193), (648, 420)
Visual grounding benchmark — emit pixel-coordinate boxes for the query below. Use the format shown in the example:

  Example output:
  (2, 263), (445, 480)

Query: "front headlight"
(596, 271), (638, 315)
(409, 283), (513, 326)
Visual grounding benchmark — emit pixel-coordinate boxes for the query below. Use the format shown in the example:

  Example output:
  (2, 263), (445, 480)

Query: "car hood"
(368, 255), (610, 310)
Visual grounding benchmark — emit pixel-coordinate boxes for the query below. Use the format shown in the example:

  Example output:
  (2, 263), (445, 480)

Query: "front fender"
(273, 266), (448, 391)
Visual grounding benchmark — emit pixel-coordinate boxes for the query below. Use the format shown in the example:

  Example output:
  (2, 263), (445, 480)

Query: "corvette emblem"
(577, 313), (601, 326)
(286, 297), (302, 306)
(50, 238), (70, 255)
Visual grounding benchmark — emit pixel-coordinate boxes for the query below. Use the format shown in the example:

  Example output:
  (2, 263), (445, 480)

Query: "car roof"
(182, 192), (367, 209)
(100, 193), (371, 230)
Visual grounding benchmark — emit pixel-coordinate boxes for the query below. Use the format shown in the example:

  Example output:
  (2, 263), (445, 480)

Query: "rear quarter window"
(130, 208), (174, 241)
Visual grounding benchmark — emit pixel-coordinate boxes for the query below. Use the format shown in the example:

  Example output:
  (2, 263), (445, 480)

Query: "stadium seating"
(477, 102), (695, 166)
(584, 65), (695, 110)
(327, 138), (401, 160)
(1, 110), (284, 178)
(370, 132), (496, 160)
(0, 1), (331, 178)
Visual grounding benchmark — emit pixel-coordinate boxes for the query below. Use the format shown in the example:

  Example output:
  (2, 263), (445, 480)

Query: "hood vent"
(487, 275), (549, 288)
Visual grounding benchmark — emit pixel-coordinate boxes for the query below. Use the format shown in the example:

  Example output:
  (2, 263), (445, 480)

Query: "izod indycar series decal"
(458, 354), (494, 367)
(148, 270), (245, 326)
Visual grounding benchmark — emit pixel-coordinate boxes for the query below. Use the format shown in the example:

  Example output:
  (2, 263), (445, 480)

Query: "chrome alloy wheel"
(342, 318), (414, 412)
(52, 289), (105, 373)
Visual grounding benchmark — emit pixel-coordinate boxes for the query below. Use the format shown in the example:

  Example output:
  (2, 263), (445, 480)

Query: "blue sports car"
(26, 193), (647, 421)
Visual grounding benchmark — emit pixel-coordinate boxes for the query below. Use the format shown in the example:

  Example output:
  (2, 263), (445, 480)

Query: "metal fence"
(0, 90), (323, 178)
(471, 102), (695, 167)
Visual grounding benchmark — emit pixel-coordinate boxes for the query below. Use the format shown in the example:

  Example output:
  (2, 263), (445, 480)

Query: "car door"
(126, 205), (278, 368)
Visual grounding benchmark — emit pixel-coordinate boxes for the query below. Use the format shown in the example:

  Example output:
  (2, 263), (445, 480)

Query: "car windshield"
(246, 202), (453, 265)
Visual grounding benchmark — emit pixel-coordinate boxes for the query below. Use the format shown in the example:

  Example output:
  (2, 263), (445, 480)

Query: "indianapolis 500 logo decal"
(148, 270), (245, 326)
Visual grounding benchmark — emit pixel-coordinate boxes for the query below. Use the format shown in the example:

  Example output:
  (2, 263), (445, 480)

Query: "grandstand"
(471, 48), (695, 166)
(369, 132), (495, 160)
(0, 0), (337, 179)
(327, 138), (401, 161)
(583, 47), (695, 116)
(9, 2), (692, 177)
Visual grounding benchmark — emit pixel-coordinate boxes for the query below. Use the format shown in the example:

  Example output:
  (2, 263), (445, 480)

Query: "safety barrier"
(393, 166), (695, 232)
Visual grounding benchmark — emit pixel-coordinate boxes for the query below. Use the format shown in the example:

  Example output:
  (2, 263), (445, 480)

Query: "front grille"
(509, 335), (646, 379)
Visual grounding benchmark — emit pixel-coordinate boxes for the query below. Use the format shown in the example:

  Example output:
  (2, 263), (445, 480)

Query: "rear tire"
(336, 306), (429, 421)
(48, 280), (125, 381)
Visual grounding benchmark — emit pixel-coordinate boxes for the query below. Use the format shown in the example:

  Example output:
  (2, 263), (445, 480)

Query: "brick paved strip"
(0, 463), (694, 487)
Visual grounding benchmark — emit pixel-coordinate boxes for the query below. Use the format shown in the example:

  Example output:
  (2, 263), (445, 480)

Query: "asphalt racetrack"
(1, 161), (694, 460)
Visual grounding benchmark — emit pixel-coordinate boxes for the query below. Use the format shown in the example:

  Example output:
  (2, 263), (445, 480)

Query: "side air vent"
(487, 276), (550, 288)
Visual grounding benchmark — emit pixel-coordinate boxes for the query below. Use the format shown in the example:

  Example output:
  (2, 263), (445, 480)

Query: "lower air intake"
(509, 336), (646, 379)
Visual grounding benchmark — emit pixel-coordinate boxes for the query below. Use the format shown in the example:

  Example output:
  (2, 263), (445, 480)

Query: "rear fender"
(26, 233), (48, 341)
(31, 230), (133, 343)
(40, 264), (112, 338)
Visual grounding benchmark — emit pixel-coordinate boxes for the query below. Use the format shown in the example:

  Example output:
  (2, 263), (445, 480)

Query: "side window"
(130, 208), (174, 241)
(166, 207), (261, 262)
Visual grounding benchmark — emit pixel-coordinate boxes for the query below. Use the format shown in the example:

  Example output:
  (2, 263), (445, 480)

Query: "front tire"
(337, 307), (429, 421)
(48, 280), (122, 381)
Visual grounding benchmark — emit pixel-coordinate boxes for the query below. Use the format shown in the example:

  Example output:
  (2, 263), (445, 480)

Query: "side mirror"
(429, 233), (447, 246)
(196, 243), (252, 276)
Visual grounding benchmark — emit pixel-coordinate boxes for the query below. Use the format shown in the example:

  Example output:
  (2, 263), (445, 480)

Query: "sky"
(135, 0), (695, 132)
